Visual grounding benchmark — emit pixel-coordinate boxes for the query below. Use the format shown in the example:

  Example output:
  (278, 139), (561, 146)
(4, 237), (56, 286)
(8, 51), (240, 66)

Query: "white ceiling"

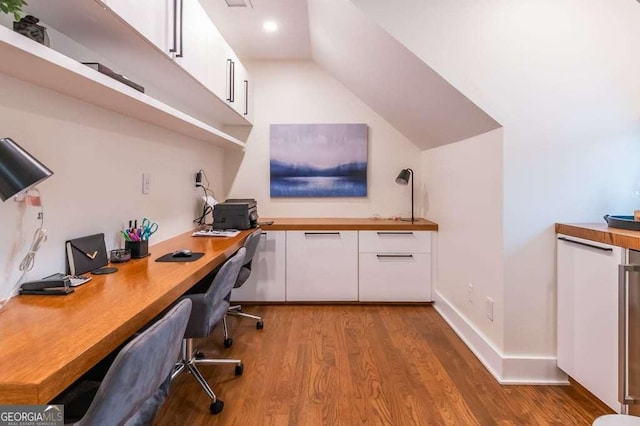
(199, 0), (311, 60)
(200, 0), (500, 149)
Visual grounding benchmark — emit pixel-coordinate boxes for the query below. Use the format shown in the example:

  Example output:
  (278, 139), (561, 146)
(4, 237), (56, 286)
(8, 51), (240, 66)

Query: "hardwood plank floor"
(155, 305), (612, 425)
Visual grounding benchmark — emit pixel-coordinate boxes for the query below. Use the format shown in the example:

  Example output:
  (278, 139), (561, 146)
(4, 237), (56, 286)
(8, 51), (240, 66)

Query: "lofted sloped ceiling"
(202, 0), (501, 150)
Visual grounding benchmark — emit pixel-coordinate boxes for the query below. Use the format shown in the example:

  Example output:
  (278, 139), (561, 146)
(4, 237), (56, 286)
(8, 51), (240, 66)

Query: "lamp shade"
(395, 168), (412, 185)
(0, 138), (53, 202)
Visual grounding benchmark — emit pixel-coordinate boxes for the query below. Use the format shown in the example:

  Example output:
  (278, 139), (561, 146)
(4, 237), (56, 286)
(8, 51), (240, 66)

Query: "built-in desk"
(0, 229), (251, 404)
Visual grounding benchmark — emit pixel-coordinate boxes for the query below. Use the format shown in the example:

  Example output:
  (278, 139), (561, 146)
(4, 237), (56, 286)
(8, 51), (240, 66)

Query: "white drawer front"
(359, 230), (431, 253)
(358, 253), (431, 301)
(286, 231), (358, 301)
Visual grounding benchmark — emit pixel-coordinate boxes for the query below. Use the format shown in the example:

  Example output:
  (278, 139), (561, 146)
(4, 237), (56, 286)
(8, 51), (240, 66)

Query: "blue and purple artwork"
(270, 123), (368, 197)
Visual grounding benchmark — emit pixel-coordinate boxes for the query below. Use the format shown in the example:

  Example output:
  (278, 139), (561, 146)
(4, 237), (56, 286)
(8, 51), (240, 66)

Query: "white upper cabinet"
(225, 49), (245, 116)
(105, 0), (173, 56)
(175, 0), (224, 98)
(102, 0), (251, 124)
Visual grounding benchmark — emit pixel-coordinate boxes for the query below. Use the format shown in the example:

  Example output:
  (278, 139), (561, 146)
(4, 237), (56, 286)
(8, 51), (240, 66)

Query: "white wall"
(353, 0), (640, 361)
(0, 74), (224, 301)
(225, 60), (423, 218)
(422, 129), (504, 350)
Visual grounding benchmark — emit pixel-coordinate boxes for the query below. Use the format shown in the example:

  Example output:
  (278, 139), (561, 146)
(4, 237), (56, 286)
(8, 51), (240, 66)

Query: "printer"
(213, 198), (258, 230)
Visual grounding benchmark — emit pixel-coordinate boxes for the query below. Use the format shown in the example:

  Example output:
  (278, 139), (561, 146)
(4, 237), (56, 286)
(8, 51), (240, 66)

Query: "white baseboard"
(433, 290), (568, 385)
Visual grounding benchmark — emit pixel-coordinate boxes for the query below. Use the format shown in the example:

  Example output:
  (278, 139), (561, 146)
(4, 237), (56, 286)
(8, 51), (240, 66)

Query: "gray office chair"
(172, 247), (246, 415)
(223, 228), (263, 348)
(62, 299), (192, 426)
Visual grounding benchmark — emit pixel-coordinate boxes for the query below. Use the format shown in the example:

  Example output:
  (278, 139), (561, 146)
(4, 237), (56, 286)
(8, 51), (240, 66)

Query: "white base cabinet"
(230, 231), (285, 302)
(557, 234), (622, 412)
(233, 229), (433, 303)
(286, 231), (358, 301)
(358, 231), (432, 301)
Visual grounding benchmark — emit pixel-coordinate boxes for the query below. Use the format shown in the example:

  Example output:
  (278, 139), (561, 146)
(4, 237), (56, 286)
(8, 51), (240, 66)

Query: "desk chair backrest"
(75, 299), (192, 426)
(184, 247), (246, 338)
(235, 229), (262, 288)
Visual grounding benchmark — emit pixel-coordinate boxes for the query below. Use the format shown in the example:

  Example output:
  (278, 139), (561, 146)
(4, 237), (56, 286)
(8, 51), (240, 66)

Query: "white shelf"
(0, 25), (245, 149)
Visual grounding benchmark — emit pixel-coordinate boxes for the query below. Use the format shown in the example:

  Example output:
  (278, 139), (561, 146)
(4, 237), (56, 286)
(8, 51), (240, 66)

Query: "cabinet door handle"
(304, 232), (340, 236)
(557, 237), (612, 252)
(173, 0), (184, 58)
(261, 232), (268, 236)
(177, 0), (184, 57)
(170, 0), (177, 54)
(244, 80), (249, 115)
(227, 59), (232, 101)
(377, 231), (414, 235)
(231, 60), (235, 102)
(376, 254), (414, 258)
(619, 263), (640, 408)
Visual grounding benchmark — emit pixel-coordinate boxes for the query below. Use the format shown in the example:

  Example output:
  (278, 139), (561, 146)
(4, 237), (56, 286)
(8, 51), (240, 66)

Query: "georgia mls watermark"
(0, 405), (63, 426)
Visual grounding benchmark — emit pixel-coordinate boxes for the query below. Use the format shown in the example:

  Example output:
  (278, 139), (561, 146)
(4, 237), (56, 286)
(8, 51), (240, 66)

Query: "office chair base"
(172, 339), (243, 414)
(210, 400), (224, 415)
(227, 307), (264, 330)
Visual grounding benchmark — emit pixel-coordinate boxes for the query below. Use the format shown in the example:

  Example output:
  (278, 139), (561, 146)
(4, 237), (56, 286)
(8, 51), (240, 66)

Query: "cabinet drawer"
(359, 231), (431, 253)
(286, 231), (358, 301)
(359, 253), (431, 301)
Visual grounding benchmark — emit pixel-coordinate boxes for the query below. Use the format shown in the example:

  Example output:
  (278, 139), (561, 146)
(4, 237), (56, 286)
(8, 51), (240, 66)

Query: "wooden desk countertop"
(556, 223), (640, 251)
(259, 218), (438, 231)
(0, 229), (251, 404)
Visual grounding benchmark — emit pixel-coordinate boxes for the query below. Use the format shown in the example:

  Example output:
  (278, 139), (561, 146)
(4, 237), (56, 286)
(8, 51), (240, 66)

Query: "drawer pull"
(376, 232), (414, 235)
(261, 232), (267, 236)
(304, 232), (340, 236)
(557, 237), (612, 252)
(376, 254), (414, 258)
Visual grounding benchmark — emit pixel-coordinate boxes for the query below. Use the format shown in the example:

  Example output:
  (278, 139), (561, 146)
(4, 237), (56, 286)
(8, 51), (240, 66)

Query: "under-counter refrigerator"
(620, 249), (640, 415)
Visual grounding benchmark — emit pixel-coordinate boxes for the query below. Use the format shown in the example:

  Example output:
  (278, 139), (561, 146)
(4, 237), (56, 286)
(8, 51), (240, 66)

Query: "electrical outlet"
(467, 283), (473, 303)
(142, 173), (151, 194)
(486, 297), (494, 321)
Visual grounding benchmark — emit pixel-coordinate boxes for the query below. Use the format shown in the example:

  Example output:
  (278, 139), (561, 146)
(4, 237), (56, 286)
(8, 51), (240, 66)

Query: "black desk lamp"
(396, 168), (414, 223)
(0, 138), (53, 309)
(0, 138), (53, 201)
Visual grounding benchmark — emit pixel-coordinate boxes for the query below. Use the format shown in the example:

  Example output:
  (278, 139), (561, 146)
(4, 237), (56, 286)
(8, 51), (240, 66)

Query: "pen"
(121, 231), (131, 241)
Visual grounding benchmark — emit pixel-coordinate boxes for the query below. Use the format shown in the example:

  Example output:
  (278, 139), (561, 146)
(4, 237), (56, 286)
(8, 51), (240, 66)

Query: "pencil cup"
(125, 240), (149, 259)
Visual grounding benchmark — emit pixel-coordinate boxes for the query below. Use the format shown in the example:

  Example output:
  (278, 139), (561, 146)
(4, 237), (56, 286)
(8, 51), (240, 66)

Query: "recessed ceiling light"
(263, 21), (278, 33)
(225, 0), (253, 7)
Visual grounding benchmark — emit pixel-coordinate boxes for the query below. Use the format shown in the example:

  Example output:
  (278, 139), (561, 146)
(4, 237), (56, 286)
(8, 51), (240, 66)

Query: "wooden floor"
(155, 305), (612, 425)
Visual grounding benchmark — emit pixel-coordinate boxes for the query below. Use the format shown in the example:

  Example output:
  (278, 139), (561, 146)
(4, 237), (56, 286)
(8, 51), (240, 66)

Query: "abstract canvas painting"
(270, 123), (368, 197)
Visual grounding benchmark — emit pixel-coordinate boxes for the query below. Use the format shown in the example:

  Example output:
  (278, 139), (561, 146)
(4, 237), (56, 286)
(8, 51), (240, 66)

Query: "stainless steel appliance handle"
(619, 264), (640, 408)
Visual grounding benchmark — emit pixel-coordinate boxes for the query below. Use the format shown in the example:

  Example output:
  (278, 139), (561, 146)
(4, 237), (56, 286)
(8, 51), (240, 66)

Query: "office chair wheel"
(210, 400), (224, 415)
(256, 320), (264, 330)
(194, 350), (205, 360)
(223, 337), (233, 348)
(235, 363), (244, 376)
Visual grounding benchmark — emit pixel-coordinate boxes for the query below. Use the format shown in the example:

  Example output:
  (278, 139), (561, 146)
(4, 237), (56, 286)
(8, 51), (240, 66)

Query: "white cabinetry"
(230, 231), (285, 302)
(557, 235), (621, 411)
(225, 51), (251, 120)
(176, 0), (227, 99)
(104, 0), (172, 56)
(358, 231), (432, 302)
(286, 231), (358, 301)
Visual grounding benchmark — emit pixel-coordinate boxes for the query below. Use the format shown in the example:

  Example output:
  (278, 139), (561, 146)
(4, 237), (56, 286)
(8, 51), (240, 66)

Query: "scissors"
(141, 217), (159, 240)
